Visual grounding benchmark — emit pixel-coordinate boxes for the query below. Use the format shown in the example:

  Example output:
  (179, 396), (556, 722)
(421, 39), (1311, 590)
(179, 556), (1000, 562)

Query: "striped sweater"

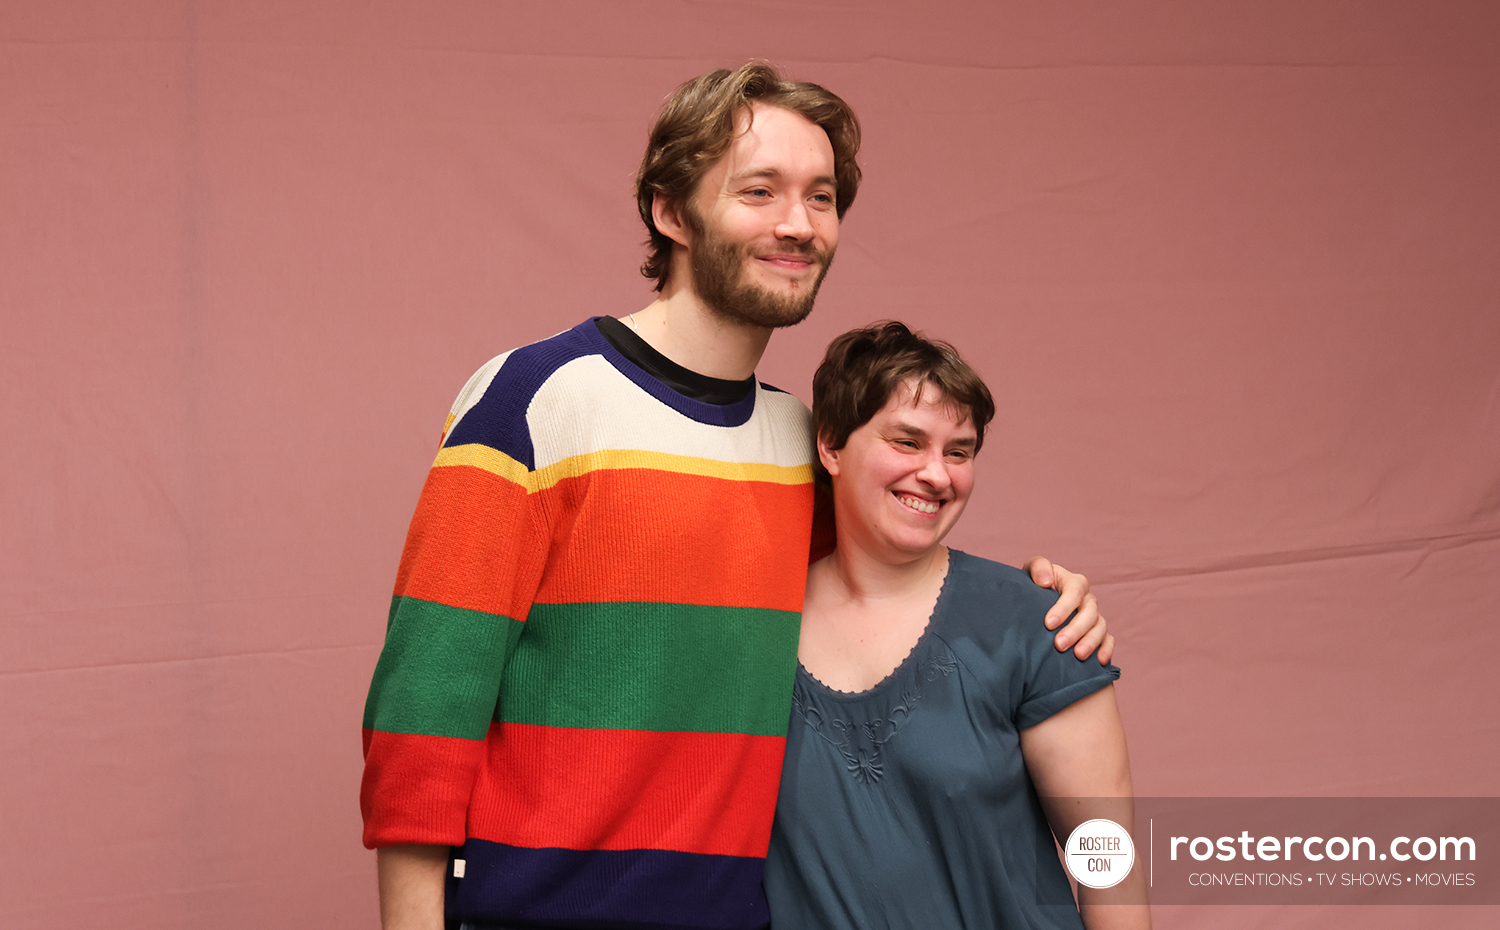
(360, 318), (817, 929)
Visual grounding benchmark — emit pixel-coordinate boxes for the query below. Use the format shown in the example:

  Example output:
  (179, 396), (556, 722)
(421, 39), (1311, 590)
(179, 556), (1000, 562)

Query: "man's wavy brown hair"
(635, 62), (862, 291)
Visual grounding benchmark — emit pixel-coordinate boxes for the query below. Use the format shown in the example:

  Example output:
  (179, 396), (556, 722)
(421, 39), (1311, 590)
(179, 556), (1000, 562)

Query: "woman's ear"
(816, 431), (841, 477)
(651, 193), (692, 248)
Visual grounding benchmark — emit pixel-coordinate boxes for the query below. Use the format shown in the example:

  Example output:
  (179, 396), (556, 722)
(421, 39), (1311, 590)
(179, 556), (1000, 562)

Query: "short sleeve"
(1014, 607), (1119, 730)
(1015, 660), (1118, 729)
(938, 552), (1119, 733)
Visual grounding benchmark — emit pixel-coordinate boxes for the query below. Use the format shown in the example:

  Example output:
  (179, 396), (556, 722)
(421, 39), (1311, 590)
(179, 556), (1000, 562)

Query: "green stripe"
(499, 602), (801, 735)
(364, 596), (524, 739)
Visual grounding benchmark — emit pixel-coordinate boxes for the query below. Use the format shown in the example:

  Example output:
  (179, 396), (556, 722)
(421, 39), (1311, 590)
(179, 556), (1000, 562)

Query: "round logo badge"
(1064, 818), (1136, 889)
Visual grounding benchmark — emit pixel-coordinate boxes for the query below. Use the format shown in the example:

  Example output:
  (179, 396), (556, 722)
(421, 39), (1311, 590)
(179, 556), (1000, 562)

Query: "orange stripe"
(393, 465), (545, 620)
(467, 723), (785, 858)
(360, 729), (483, 848)
(534, 469), (813, 611)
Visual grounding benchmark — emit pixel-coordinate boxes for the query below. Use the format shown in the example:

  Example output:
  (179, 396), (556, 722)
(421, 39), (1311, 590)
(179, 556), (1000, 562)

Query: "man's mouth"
(895, 493), (940, 515)
(757, 254), (816, 272)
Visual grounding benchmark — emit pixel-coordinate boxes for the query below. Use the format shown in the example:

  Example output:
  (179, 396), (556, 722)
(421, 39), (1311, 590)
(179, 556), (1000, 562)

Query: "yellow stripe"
(535, 450), (811, 489)
(433, 444), (532, 485)
(433, 444), (811, 491)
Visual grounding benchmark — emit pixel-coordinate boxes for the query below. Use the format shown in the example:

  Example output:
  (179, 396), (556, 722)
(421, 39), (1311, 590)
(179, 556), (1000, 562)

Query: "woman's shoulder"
(943, 550), (1063, 623)
(948, 549), (1027, 582)
(933, 550), (1063, 661)
(937, 550), (1117, 722)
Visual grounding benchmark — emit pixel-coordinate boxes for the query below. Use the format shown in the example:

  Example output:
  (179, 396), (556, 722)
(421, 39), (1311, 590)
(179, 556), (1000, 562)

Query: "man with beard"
(361, 63), (1112, 930)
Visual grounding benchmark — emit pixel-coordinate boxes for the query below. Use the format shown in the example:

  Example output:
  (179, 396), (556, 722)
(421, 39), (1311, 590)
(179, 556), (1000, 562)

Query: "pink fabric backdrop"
(3, 1), (1497, 926)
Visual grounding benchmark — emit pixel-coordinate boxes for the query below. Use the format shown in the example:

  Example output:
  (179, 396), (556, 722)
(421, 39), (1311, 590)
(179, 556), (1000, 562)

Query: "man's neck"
(626, 281), (772, 382)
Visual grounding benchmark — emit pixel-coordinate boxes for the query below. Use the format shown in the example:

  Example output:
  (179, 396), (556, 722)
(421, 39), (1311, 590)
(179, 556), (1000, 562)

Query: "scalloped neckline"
(797, 550), (959, 701)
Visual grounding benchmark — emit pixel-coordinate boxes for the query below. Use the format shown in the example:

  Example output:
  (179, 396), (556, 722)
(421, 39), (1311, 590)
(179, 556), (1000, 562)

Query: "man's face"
(681, 103), (840, 328)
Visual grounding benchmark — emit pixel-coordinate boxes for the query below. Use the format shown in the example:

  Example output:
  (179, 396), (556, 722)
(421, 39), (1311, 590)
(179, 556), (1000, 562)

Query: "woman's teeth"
(897, 494), (939, 514)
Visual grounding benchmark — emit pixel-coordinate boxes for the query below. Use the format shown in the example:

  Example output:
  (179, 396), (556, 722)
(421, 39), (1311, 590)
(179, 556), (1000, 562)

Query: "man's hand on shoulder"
(1022, 557), (1114, 666)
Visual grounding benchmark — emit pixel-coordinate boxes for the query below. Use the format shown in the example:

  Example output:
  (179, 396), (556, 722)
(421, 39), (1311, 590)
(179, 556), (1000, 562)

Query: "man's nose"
(775, 200), (814, 242)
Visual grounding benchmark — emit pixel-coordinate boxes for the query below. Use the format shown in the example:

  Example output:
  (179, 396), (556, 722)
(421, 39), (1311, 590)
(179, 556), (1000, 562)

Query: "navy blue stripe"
(447, 839), (769, 930)
(445, 320), (764, 467)
(582, 318), (760, 429)
(444, 324), (605, 468)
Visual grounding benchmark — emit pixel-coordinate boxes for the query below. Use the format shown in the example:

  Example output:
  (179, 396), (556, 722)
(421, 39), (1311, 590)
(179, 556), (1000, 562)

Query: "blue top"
(764, 550), (1120, 929)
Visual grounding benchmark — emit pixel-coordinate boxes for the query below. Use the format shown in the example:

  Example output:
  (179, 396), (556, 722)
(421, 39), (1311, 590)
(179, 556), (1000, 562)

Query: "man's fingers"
(1035, 559), (1077, 631)
(1023, 556), (1057, 593)
(1031, 560), (1110, 662)
(1070, 610), (1109, 661)
(1044, 600), (1074, 631)
(1051, 590), (1098, 646)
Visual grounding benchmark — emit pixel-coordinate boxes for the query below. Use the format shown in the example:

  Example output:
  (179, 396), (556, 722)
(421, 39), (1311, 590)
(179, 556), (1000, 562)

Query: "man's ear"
(816, 431), (842, 477)
(651, 193), (692, 248)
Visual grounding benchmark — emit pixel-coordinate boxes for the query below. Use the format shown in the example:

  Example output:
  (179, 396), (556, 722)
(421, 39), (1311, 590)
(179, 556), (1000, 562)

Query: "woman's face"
(819, 379), (978, 564)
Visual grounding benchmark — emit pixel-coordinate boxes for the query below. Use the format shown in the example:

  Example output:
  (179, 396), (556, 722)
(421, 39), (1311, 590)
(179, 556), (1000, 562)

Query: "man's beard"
(683, 206), (835, 329)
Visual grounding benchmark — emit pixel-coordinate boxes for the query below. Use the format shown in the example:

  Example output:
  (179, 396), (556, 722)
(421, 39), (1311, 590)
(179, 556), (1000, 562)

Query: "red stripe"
(360, 729), (484, 848)
(467, 723), (785, 858)
(533, 470), (813, 611)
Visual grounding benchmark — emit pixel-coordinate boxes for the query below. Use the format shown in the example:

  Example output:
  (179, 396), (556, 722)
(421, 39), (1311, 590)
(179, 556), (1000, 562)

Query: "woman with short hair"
(765, 322), (1149, 930)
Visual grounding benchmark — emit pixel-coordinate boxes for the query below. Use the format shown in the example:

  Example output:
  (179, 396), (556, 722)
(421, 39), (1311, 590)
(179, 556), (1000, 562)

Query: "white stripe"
(525, 356), (814, 471)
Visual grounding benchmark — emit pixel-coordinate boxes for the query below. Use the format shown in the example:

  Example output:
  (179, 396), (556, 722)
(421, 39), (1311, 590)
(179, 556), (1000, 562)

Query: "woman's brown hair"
(813, 321), (996, 466)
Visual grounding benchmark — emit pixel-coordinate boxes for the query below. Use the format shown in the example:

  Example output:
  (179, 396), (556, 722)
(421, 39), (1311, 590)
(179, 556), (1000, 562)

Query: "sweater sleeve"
(359, 352), (550, 848)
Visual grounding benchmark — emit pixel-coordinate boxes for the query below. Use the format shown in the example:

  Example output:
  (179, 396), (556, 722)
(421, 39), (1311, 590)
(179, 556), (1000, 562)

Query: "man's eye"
(745, 188), (772, 199)
(812, 192), (835, 205)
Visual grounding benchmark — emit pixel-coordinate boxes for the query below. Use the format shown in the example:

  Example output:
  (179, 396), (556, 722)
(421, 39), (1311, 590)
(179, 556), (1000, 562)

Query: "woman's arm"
(1019, 685), (1151, 930)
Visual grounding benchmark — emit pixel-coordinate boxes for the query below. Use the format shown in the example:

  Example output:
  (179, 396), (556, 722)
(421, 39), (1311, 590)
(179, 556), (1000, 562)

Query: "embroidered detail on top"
(920, 653), (957, 681)
(793, 651), (958, 784)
